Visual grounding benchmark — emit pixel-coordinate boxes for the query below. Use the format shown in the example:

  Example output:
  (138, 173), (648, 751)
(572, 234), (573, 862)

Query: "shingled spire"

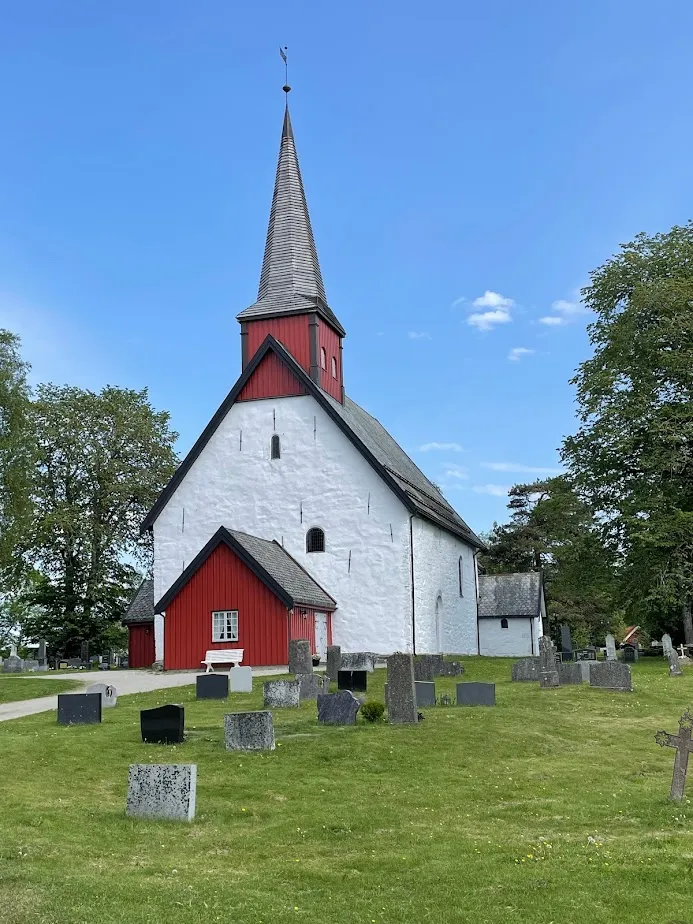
(237, 101), (345, 336)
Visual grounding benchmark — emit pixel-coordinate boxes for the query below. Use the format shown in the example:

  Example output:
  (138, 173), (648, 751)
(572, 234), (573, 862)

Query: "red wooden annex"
(154, 526), (336, 670)
(123, 578), (157, 668)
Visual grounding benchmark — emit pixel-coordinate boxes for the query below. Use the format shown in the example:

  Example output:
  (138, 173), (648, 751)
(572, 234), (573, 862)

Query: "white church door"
(314, 613), (328, 660)
(435, 595), (444, 654)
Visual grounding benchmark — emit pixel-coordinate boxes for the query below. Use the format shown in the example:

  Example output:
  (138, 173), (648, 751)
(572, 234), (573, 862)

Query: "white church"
(125, 93), (544, 670)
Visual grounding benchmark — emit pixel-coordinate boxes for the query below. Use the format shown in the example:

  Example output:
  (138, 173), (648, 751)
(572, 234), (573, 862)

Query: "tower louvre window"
(320, 347), (326, 370)
(306, 527), (325, 553)
(501, 618), (509, 629)
(458, 556), (464, 596)
(271, 434), (281, 460)
(331, 356), (337, 378)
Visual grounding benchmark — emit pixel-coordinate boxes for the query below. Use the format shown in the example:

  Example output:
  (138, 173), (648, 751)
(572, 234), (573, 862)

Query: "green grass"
(0, 658), (692, 924)
(0, 675), (81, 703)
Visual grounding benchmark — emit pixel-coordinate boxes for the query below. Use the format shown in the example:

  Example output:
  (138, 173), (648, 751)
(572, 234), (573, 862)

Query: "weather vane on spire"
(280, 45), (290, 95)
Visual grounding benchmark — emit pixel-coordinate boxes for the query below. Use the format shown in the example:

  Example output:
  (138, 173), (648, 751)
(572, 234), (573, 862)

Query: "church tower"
(236, 96), (346, 404)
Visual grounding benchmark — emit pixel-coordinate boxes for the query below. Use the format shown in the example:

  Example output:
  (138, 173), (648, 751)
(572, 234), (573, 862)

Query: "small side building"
(123, 578), (156, 668)
(477, 572), (545, 657)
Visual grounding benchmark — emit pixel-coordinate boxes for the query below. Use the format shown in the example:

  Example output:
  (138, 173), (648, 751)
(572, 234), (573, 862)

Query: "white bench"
(202, 649), (244, 673)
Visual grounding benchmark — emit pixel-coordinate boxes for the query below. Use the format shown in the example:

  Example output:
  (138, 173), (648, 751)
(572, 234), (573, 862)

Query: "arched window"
(458, 556), (464, 596)
(331, 356), (337, 379)
(320, 347), (326, 370)
(270, 434), (281, 460)
(306, 527), (325, 553)
(501, 618), (509, 629)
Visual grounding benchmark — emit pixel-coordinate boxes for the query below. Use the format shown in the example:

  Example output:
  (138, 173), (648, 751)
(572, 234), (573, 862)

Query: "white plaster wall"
(479, 618), (534, 657)
(153, 395), (413, 654)
(411, 517), (478, 655)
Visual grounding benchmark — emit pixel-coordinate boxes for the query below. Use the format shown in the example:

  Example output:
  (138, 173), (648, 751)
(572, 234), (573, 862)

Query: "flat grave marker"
(456, 682), (496, 707)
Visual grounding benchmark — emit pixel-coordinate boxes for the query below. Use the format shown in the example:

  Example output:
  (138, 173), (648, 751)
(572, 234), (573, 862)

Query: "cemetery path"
(0, 666), (287, 722)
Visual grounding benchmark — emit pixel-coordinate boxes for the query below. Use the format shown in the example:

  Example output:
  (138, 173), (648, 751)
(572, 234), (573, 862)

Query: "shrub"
(360, 700), (385, 723)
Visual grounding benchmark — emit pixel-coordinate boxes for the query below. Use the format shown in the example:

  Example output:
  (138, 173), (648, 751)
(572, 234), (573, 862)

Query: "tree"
(562, 223), (693, 641)
(21, 385), (178, 654)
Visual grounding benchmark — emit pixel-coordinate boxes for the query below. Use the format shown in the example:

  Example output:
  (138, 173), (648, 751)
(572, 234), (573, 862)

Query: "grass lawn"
(0, 675), (81, 704)
(0, 658), (692, 924)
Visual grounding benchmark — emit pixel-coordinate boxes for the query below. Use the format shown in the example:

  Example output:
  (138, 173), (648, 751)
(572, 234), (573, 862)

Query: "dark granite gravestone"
(576, 646), (598, 661)
(386, 653), (418, 724)
(589, 661), (632, 692)
(326, 645), (341, 682)
(622, 644), (638, 663)
(413, 658), (436, 682)
(297, 673), (330, 701)
(511, 657), (541, 681)
(560, 625), (574, 660)
(414, 681), (436, 707)
(57, 693), (102, 725)
(80, 641), (89, 665)
(337, 670), (367, 693)
(656, 709), (693, 801)
(317, 690), (361, 725)
(37, 639), (47, 667)
(224, 711), (275, 751)
(558, 663), (583, 685)
(288, 639), (312, 676)
(196, 673), (229, 699)
(667, 649), (683, 677)
(140, 704), (185, 744)
(539, 636), (560, 689)
(456, 682), (496, 706)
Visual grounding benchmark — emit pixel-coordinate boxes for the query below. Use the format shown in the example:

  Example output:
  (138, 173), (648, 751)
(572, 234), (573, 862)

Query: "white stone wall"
(153, 394), (414, 654)
(478, 618), (536, 657)
(411, 516), (478, 655)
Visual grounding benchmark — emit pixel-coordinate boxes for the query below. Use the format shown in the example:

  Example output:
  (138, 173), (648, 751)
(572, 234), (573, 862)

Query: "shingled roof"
(478, 572), (544, 618)
(154, 526), (336, 614)
(123, 578), (154, 624)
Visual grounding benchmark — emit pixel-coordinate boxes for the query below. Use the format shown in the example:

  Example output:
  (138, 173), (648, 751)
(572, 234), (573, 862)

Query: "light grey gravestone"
(263, 679), (300, 708)
(662, 634), (674, 657)
(229, 666), (253, 693)
(413, 658), (436, 682)
(667, 649), (683, 677)
(23, 659), (39, 671)
(558, 663), (583, 685)
(86, 683), (117, 707)
(655, 709), (693, 801)
(3, 654), (24, 673)
(578, 661), (593, 683)
(386, 653), (418, 724)
(605, 634), (617, 661)
(589, 661), (632, 692)
(414, 681), (436, 707)
(126, 764), (196, 822)
(297, 673), (330, 701)
(340, 651), (376, 672)
(224, 711), (275, 751)
(288, 639), (312, 676)
(326, 645), (341, 682)
(456, 682), (496, 706)
(511, 657), (541, 682)
(317, 690), (361, 725)
(539, 636), (560, 689)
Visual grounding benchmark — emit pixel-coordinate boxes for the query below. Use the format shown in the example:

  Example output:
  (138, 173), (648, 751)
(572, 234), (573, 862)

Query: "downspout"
(409, 515), (416, 655)
(473, 550), (481, 655)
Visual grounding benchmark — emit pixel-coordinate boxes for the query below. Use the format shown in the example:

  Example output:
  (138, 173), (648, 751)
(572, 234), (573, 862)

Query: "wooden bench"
(202, 649), (244, 673)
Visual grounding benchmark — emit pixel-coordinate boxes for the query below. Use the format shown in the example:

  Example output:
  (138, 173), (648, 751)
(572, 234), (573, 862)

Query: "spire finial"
(280, 45), (290, 97)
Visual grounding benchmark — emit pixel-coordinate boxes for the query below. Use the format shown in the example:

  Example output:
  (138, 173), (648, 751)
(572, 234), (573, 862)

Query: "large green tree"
(22, 385), (178, 654)
(562, 223), (693, 642)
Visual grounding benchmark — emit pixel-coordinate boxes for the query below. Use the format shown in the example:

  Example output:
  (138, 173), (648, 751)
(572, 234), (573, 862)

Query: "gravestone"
(438, 660), (463, 677)
(80, 641), (89, 665)
(539, 636), (560, 689)
(86, 683), (118, 707)
(57, 693), (102, 725)
(622, 644), (638, 663)
(288, 639), (312, 676)
(558, 663), (583, 685)
(560, 625), (574, 660)
(337, 670), (367, 693)
(297, 673), (330, 701)
(655, 709), (693, 801)
(224, 711), (275, 751)
(23, 659), (39, 671)
(415, 681), (436, 707)
(263, 679), (300, 708)
(662, 634), (674, 657)
(605, 634), (617, 661)
(413, 658), (436, 682)
(126, 764), (196, 822)
(456, 682), (496, 706)
(589, 661), (632, 692)
(667, 649), (683, 677)
(9, 643), (17, 657)
(340, 652), (376, 672)
(140, 705), (185, 744)
(229, 666), (253, 693)
(386, 653), (418, 724)
(511, 657), (540, 682)
(37, 639), (47, 667)
(3, 655), (23, 673)
(196, 673), (229, 699)
(578, 661), (593, 683)
(326, 645), (341, 682)
(317, 690), (361, 725)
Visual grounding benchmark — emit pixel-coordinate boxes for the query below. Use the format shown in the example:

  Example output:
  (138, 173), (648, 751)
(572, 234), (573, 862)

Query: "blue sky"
(2, 1), (692, 534)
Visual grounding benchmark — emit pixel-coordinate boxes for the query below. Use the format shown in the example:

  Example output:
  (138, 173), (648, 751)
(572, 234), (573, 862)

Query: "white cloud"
(468, 309), (512, 331)
(408, 331), (432, 340)
(419, 442), (464, 453)
(442, 463), (469, 480)
(473, 484), (511, 497)
(539, 315), (565, 326)
(508, 346), (535, 362)
(552, 298), (587, 316)
(482, 462), (564, 475)
(539, 293), (590, 327)
(451, 296), (466, 307)
(472, 290), (514, 310)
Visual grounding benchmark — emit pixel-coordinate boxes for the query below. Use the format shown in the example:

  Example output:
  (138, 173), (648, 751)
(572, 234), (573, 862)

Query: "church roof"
(237, 105), (345, 337)
(142, 336), (484, 549)
(477, 572), (544, 618)
(123, 578), (154, 624)
(153, 526), (336, 613)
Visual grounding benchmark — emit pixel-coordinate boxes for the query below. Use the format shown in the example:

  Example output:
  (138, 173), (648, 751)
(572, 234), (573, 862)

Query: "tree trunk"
(683, 600), (693, 646)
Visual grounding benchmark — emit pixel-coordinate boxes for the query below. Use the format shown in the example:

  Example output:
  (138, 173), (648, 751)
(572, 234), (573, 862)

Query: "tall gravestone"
(539, 636), (560, 689)
(288, 639), (312, 676)
(37, 639), (47, 667)
(386, 653), (418, 724)
(667, 649), (683, 677)
(605, 634), (617, 661)
(80, 641), (89, 664)
(560, 625), (574, 661)
(413, 658), (435, 682)
(662, 634), (674, 657)
(656, 710), (693, 801)
(326, 645), (341, 682)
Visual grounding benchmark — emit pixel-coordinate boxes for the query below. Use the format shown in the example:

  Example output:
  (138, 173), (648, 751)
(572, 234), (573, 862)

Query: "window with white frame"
(212, 610), (239, 642)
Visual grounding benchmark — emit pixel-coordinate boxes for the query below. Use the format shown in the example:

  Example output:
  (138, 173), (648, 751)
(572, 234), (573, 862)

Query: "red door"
(129, 623), (155, 668)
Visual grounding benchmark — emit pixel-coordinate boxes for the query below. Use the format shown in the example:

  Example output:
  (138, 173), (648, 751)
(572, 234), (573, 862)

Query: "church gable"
(237, 349), (307, 402)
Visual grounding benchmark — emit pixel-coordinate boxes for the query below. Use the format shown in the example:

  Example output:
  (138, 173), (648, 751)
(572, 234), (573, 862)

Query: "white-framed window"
(320, 347), (326, 370)
(331, 356), (337, 378)
(212, 610), (239, 642)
